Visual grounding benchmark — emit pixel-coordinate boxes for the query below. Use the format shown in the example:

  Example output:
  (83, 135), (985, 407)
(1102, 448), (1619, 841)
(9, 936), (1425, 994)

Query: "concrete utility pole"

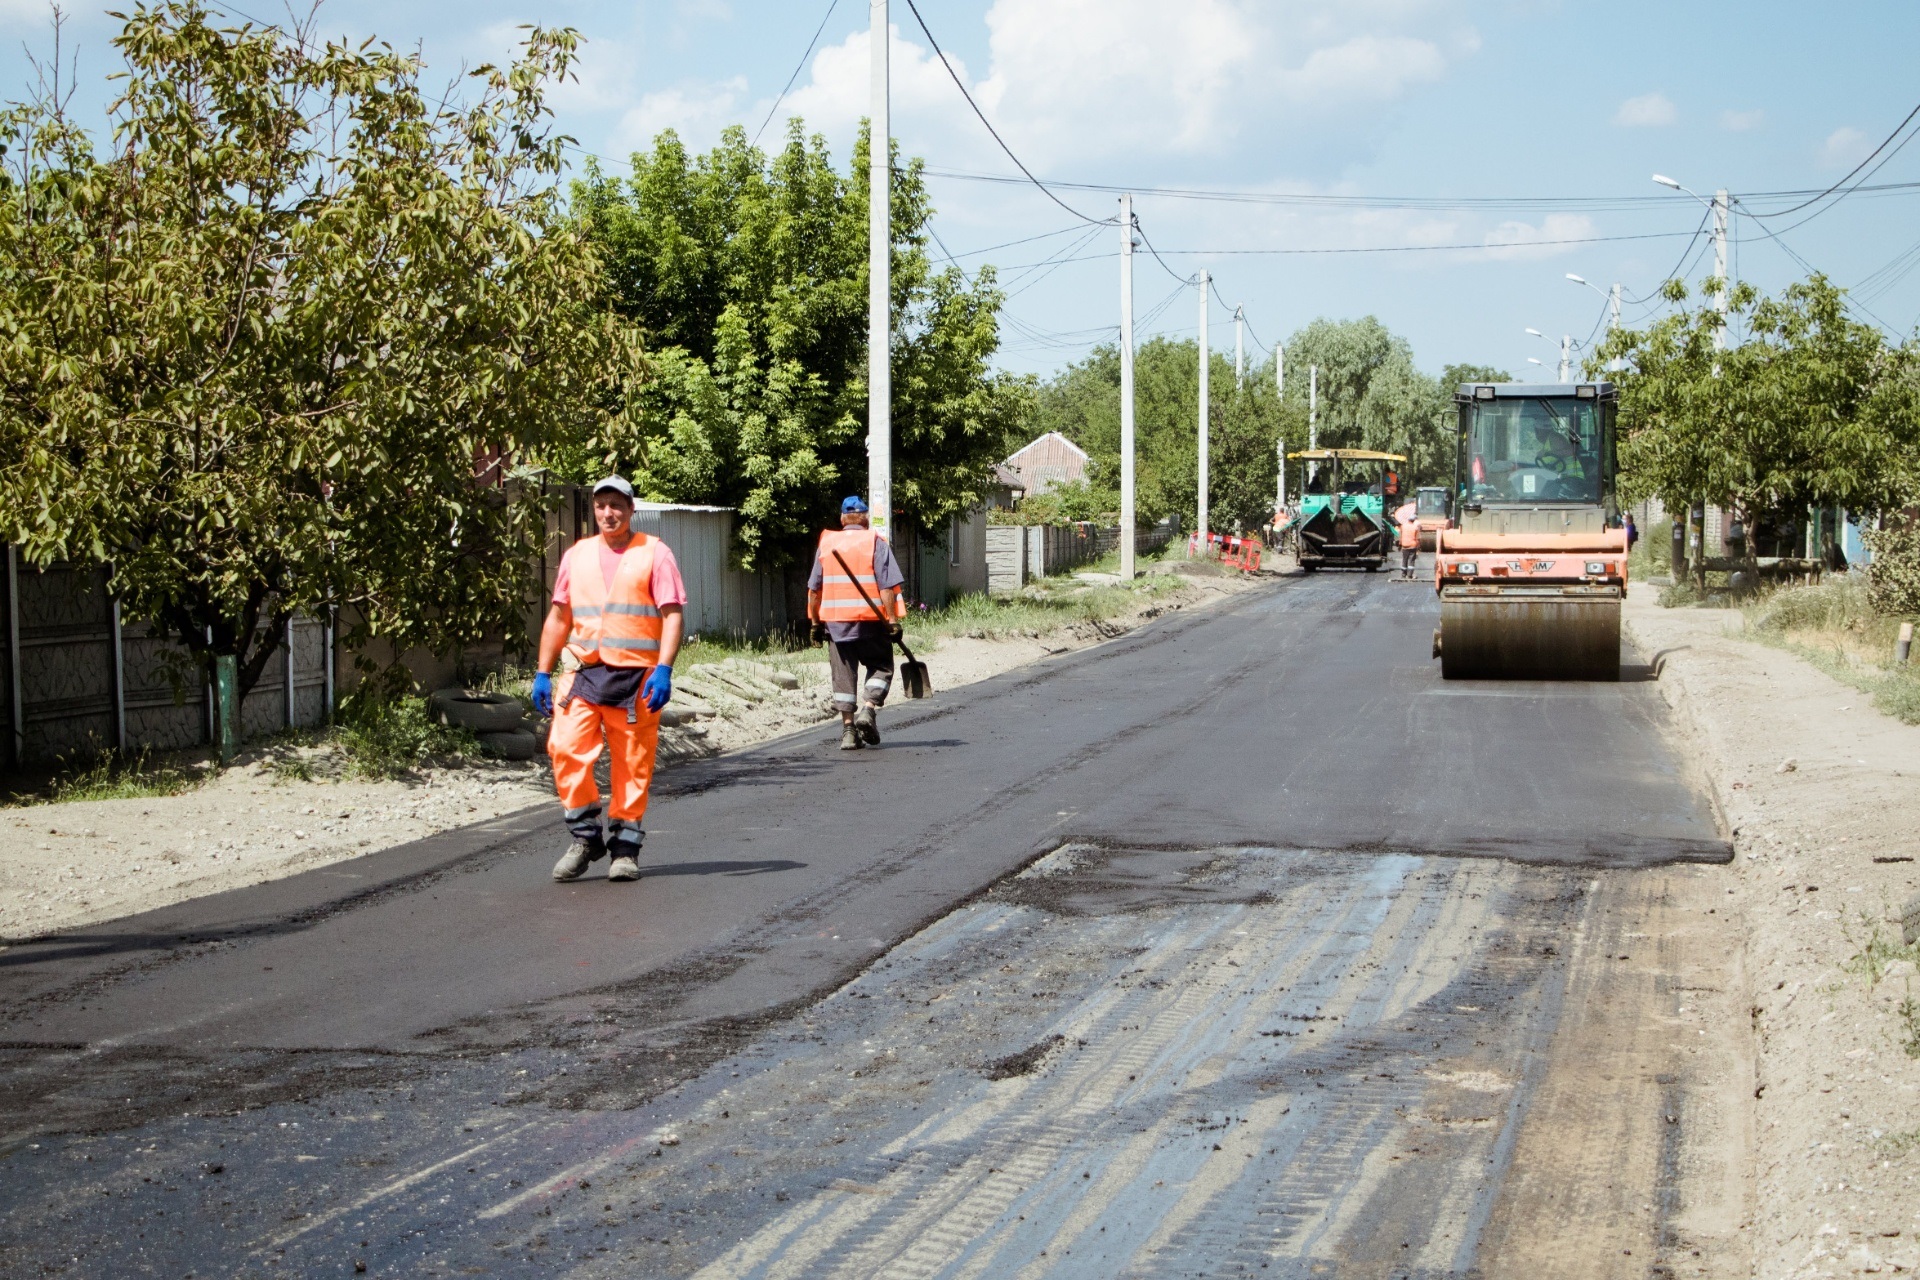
(1711, 188), (1730, 351)
(1308, 363), (1318, 488)
(866, 0), (891, 538)
(1609, 282), (1622, 331)
(1558, 334), (1571, 384)
(1276, 344), (1284, 397)
(1119, 195), (1136, 581)
(1234, 306), (1245, 391)
(1197, 269), (1210, 537)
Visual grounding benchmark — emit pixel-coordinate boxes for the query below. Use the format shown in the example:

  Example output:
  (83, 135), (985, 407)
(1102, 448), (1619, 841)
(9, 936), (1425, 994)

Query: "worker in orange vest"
(530, 477), (688, 883)
(808, 496), (905, 751)
(1393, 499), (1420, 580)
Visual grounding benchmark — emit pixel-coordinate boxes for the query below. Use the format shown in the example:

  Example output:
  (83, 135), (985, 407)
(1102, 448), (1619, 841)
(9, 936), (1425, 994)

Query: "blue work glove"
(642, 664), (673, 713)
(531, 671), (554, 717)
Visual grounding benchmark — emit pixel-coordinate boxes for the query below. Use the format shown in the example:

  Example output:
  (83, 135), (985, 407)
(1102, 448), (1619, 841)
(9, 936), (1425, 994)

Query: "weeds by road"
(1743, 574), (1920, 723)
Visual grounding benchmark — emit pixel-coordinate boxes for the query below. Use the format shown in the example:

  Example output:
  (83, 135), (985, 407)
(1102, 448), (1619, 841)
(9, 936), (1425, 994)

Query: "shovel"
(831, 549), (933, 699)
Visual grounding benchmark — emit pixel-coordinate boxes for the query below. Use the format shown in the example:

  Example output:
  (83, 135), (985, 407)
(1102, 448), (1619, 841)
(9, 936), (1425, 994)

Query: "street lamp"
(1653, 173), (1730, 348)
(1567, 272), (1623, 369)
(1523, 328), (1573, 383)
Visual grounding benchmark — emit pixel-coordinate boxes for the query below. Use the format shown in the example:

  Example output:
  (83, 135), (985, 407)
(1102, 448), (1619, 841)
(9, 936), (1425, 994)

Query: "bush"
(1865, 517), (1920, 615)
(334, 687), (477, 779)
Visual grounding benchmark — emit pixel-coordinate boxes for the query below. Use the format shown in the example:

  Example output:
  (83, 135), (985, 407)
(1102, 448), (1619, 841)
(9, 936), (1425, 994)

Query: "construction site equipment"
(1282, 450), (1406, 573)
(1412, 486), (1452, 552)
(1433, 383), (1626, 680)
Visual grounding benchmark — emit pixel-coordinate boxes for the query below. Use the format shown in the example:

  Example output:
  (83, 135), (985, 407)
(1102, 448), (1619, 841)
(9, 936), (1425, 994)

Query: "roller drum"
(1439, 586), (1621, 681)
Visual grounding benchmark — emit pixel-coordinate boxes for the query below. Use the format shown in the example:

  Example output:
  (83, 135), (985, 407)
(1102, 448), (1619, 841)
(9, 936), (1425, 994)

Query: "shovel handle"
(829, 548), (914, 661)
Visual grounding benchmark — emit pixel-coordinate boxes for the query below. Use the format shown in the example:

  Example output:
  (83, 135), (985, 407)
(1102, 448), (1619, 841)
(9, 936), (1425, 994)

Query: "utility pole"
(1558, 334), (1571, 384)
(1197, 269), (1210, 538)
(1119, 195), (1136, 581)
(1308, 363), (1318, 488)
(1275, 344), (1284, 397)
(1234, 306), (1245, 391)
(1711, 188), (1729, 350)
(866, 0), (891, 538)
(1609, 282), (1621, 331)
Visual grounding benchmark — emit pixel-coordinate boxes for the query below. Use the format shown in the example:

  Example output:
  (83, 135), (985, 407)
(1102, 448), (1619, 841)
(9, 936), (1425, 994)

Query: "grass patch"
(1630, 517), (1672, 582)
(1743, 575), (1920, 724)
(1841, 913), (1920, 1059)
(22, 747), (208, 806)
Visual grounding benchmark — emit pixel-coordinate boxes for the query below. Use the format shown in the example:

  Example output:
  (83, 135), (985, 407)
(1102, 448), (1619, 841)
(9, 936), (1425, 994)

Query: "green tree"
(575, 123), (1030, 568)
(1029, 339), (1303, 535)
(0, 4), (639, 699)
(1596, 275), (1920, 566)
(1279, 318), (1452, 486)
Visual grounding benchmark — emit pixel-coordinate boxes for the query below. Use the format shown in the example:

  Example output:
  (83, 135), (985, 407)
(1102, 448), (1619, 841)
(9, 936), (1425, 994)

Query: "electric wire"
(1734, 211), (1903, 337)
(751, 0), (841, 147)
(898, 0), (1110, 227)
(1739, 101), (1920, 219)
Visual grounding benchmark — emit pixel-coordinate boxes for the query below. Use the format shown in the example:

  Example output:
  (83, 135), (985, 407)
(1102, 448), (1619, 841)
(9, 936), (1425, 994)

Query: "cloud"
(1819, 126), (1871, 170)
(1475, 213), (1602, 262)
(611, 77), (749, 156)
(1719, 108), (1763, 132)
(775, 0), (1478, 177)
(1614, 91), (1676, 128)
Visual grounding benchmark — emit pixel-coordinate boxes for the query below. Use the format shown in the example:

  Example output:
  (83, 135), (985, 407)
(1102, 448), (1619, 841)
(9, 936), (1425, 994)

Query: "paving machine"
(1432, 382), (1627, 679)
(1286, 449), (1405, 573)
(1412, 485), (1452, 551)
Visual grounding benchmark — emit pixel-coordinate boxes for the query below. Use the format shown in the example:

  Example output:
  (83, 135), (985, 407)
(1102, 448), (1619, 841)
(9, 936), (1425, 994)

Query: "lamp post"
(1524, 328), (1573, 383)
(1653, 174), (1730, 349)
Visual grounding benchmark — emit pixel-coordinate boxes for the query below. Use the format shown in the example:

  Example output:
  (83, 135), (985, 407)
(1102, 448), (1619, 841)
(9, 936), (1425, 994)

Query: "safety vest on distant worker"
(816, 528), (904, 623)
(1395, 502), (1420, 550)
(562, 533), (662, 668)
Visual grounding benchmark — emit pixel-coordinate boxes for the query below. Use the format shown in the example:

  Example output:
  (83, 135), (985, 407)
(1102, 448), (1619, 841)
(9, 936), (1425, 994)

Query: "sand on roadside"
(0, 569), (1263, 946)
(1625, 584), (1920, 1278)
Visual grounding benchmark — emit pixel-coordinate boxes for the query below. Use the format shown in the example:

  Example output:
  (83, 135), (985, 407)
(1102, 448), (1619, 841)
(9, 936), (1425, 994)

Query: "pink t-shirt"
(552, 536), (688, 608)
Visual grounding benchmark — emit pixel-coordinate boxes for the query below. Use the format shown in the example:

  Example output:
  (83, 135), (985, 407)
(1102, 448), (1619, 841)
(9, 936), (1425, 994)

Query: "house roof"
(1005, 431), (1089, 464)
(991, 463), (1027, 490)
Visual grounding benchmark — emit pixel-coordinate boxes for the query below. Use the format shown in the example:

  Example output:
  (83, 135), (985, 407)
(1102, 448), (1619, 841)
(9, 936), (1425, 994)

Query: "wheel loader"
(1285, 449), (1406, 573)
(1432, 383), (1627, 680)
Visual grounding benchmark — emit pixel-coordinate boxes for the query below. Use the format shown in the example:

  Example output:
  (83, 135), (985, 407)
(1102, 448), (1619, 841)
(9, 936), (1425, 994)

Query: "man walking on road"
(808, 496), (904, 752)
(531, 477), (687, 883)
(1394, 499), (1420, 580)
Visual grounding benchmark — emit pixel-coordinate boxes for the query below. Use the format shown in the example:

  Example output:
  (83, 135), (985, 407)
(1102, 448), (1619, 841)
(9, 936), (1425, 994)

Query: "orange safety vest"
(1395, 503), (1420, 550)
(563, 533), (663, 668)
(816, 528), (903, 622)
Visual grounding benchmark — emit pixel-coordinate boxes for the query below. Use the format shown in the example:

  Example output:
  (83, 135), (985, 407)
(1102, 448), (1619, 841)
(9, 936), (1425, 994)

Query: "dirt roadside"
(0, 569), (1263, 947)
(1625, 584), (1920, 1278)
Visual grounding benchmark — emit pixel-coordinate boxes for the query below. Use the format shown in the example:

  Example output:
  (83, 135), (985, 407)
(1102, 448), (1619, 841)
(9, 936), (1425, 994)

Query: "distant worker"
(1394, 499), (1420, 580)
(808, 496), (904, 751)
(1623, 511), (1640, 550)
(531, 477), (687, 884)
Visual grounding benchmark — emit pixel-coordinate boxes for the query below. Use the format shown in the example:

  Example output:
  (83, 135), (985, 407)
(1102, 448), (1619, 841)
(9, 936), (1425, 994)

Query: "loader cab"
(1414, 487), (1450, 520)
(1453, 382), (1617, 536)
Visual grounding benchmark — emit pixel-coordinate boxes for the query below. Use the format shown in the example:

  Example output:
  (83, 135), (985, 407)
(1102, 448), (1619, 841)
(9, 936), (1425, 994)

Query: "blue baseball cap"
(841, 495), (869, 514)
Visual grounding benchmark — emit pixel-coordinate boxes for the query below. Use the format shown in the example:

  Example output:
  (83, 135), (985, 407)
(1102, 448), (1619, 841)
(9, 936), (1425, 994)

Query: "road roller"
(1285, 449), (1405, 573)
(1432, 382), (1627, 680)
(1412, 486), (1452, 551)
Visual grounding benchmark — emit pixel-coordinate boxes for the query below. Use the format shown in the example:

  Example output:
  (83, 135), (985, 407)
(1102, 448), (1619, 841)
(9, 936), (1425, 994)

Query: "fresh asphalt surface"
(0, 568), (1726, 1276)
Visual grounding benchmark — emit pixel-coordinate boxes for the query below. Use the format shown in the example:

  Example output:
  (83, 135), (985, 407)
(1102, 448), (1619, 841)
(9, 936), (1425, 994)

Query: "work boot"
(839, 723), (863, 751)
(607, 853), (641, 882)
(552, 838), (605, 882)
(854, 704), (880, 746)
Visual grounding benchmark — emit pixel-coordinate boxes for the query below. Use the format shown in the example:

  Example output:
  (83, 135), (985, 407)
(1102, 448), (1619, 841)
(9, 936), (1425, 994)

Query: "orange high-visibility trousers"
(548, 694), (661, 838)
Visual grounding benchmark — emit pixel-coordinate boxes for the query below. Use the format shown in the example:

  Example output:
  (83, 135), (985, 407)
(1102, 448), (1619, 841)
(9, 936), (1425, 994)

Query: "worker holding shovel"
(808, 496), (907, 751)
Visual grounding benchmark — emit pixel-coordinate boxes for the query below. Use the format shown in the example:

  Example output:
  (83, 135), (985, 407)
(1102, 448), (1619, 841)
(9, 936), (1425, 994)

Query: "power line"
(1620, 207), (1714, 305)
(922, 166), (1920, 213)
(1740, 101), (1920, 219)
(1130, 218), (1197, 287)
(751, 0), (841, 147)
(898, 0), (1110, 227)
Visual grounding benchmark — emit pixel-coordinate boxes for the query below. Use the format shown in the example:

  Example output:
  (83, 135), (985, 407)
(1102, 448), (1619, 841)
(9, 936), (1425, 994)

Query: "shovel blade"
(900, 660), (932, 699)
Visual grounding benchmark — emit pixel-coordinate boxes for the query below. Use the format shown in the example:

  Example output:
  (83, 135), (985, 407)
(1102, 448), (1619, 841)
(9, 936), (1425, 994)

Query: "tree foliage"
(1596, 275), (1920, 550)
(0, 3), (640, 697)
(1028, 338), (1301, 534)
(1279, 318), (1456, 487)
(574, 123), (1031, 568)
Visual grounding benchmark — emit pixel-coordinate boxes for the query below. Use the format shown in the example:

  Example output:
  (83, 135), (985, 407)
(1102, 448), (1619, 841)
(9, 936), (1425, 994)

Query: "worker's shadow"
(637, 859), (805, 878)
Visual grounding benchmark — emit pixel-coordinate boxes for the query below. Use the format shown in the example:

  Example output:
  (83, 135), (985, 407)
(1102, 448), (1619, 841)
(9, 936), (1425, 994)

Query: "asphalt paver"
(0, 570), (1735, 1277)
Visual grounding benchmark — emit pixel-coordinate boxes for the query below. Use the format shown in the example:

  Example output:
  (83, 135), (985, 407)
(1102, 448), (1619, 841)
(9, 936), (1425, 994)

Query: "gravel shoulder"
(0, 570), (1262, 947)
(1625, 583), (1920, 1278)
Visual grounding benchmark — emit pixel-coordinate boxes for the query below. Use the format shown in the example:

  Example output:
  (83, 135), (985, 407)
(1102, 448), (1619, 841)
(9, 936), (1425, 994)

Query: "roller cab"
(1413, 486), (1451, 552)
(1433, 382), (1627, 680)
(1286, 449), (1406, 573)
